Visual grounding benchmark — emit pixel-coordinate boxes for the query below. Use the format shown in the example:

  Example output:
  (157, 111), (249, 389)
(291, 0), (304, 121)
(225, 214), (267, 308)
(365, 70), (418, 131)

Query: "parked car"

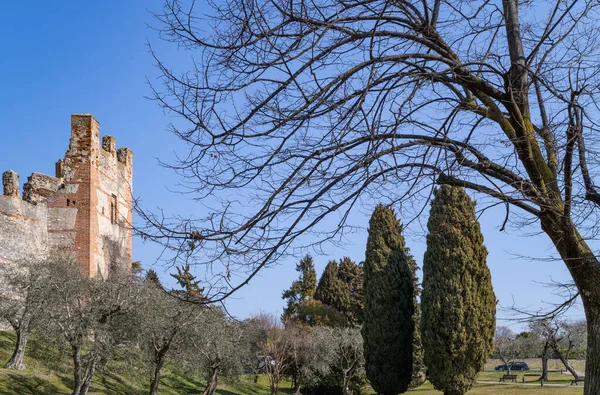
(494, 362), (530, 371)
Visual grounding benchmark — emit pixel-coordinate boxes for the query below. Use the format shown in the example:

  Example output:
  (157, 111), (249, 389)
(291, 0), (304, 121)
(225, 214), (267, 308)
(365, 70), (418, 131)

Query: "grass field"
(484, 358), (585, 373)
(0, 331), (586, 394)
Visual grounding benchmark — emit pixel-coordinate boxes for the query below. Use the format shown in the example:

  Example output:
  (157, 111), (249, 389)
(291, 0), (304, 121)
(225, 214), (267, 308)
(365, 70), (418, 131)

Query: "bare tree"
(145, 1), (600, 392)
(258, 315), (292, 395)
(529, 319), (554, 381)
(550, 319), (586, 379)
(494, 327), (524, 375)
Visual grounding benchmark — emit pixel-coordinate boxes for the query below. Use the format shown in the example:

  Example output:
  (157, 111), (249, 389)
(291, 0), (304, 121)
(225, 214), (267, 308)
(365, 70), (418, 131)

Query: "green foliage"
(314, 261), (345, 314)
(362, 204), (415, 395)
(145, 269), (163, 288)
(407, 251), (425, 389)
(171, 264), (205, 300)
(421, 185), (496, 395)
(315, 258), (364, 327)
(295, 300), (348, 328)
(282, 255), (317, 321)
(337, 257), (364, 326)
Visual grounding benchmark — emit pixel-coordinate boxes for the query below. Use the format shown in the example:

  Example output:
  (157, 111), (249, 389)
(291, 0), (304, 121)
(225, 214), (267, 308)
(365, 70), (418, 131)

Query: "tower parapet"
(2, 170), (20, 198)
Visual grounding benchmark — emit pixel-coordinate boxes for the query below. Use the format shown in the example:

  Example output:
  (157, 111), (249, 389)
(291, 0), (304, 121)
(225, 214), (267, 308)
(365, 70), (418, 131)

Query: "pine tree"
(362, 204), (415, 395)
(282, 255), (317, 321)
(337, 257), (364, 325)
(314, 260), (345, 312)
(421, 186), (496, 395)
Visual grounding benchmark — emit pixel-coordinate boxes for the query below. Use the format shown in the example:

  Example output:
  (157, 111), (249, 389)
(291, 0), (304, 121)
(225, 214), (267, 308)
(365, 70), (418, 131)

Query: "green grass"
(408, 381), (583, 394)
(0, 331), (586, 395)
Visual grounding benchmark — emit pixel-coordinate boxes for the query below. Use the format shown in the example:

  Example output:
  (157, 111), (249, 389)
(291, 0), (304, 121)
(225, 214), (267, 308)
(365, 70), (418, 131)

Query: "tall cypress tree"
(406, 251), (425, 389)
(421, 186), (496, 395)
(362, 204), (414, 395)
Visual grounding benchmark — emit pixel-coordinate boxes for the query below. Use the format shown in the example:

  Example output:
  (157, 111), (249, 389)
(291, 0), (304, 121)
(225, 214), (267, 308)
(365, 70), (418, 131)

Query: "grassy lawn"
(408, 381), (583, 394)
(0, 330), (586, 395)
(484, 358), (585, 372)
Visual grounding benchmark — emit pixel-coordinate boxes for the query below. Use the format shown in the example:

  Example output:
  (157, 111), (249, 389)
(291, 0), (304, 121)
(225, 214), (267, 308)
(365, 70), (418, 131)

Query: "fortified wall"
(0, 114), (133, 278)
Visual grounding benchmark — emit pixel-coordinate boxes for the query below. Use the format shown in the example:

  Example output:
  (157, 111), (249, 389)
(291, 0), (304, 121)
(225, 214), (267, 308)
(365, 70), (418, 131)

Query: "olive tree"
(313, 326), (365, 395)
(183, 310), (251, 395)
(137, 282), (201, 395)
(146, 2), (600, 392)
(0, 259), (48, 369)
(40, 257), (141, 395)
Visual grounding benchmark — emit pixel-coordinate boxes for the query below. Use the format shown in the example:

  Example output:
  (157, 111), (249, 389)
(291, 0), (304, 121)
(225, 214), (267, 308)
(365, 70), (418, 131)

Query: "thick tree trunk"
(149, 346), (169, 395)
(540, 342), (549, 381)
(202, 368), (219, 395)
(71, 346), (98, 395)
(5, 326), (29, 370)
(554, 346), (580, 380)
(540, 214), (600, 394)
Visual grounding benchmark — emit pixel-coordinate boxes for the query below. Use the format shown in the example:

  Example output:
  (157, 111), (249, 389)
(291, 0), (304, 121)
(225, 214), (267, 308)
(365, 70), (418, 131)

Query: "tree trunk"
(149, 346), (169, 395)
(269, 372), (279, 395)
(540, 213), (600, 394)
(554, 346), (580, 380)
(540, 342), (549, 381)
(5, 326), (29, 370)
(202, 368), (219, 395)
(78, 359), (97, 395)
(71, 346), (98, 395)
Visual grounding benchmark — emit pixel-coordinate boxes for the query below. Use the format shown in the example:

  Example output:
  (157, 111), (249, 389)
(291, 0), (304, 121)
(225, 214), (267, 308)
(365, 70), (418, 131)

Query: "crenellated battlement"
(0, 114), (133, 278)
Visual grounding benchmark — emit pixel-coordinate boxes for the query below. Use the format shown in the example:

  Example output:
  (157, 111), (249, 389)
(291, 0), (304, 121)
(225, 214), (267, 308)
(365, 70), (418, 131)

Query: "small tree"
(258, 315), (293, 395)
(550, 320), (586, 379)
(422, 186), (496, 395)
(362, 204), (415, 395)
(0, 259), (48, 369)
(313, 326), (365, 395)
(183, 310), (251, 395)
(138, 267), (206, 395)
(282, 255), (317, 322)
(41, 256), (141, 395)
(494, 327), (527, 375)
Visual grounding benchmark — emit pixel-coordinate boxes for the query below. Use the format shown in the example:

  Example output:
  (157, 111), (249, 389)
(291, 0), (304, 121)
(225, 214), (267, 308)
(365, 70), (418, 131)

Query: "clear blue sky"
(0, 1), (585, 330)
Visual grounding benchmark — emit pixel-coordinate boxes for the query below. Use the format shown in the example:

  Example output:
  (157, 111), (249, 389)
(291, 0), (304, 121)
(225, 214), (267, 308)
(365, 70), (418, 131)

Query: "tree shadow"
(0, 372), (66, 395)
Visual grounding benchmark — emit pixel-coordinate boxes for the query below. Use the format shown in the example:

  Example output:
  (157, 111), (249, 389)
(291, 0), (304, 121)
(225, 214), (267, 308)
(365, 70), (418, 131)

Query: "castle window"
(110, 195), (118, 224)
(67, 199), (70, 206)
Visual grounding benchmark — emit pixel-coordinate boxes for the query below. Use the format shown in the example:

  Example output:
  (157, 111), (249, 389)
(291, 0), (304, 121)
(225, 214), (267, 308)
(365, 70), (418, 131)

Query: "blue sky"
(0, 1), (585, 329)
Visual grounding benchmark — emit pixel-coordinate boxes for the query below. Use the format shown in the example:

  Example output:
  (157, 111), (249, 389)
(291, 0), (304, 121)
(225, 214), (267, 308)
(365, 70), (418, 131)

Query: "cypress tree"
(421, 186), (496, 395)
(406, 251), (425, 389)
(362, 204), (414, 395)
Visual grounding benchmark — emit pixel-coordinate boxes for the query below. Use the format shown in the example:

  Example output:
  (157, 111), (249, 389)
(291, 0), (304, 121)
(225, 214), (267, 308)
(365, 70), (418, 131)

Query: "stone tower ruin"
(0, 114), (133, 277)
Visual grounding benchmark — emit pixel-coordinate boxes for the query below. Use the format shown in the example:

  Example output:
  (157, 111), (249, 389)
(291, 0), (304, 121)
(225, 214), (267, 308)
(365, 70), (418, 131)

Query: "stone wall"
(0, 114), (133, 278)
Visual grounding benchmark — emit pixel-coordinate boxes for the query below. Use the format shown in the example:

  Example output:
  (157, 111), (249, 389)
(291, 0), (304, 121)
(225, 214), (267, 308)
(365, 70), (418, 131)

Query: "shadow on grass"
(0, 372), (66, 395)
(161, 372), (207, 394)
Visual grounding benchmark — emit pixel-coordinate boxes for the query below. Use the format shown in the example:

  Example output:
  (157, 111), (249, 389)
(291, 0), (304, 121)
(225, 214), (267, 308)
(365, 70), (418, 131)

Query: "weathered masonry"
(0, 114), (133, 277)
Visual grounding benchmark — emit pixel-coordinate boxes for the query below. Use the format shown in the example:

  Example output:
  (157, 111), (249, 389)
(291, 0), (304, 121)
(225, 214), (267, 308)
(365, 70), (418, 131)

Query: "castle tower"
(45, 114), (133, 277)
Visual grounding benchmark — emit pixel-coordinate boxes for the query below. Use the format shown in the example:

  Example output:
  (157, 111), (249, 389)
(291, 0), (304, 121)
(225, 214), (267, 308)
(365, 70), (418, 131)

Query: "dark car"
(494, 362), (530, 371)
